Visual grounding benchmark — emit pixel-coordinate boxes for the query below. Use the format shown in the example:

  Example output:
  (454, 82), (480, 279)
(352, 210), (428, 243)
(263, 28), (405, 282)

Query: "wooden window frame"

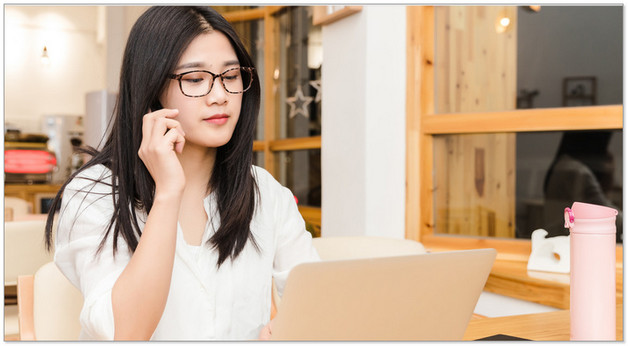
(312, 5), (362, 26)
(405, 6), (623, 261)
(223, 6), (322, 229)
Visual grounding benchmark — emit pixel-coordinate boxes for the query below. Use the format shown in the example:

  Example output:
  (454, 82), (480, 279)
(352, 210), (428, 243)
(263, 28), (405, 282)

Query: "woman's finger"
(141, 112), (155, 142)
(142, 108), (179, 141)
(163, 127), (186, 154)
(151, 118), (185, 141)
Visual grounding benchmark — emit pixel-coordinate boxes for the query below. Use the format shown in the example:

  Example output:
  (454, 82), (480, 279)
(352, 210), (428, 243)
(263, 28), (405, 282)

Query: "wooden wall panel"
(434, 6), (517, 238)
(435, 6), (517, 113)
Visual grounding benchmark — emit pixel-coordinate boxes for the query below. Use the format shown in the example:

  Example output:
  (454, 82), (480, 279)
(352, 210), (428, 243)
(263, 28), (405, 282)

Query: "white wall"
(4, 6), (148, 134)
(105, 6), (125, 93)
(106, 6), (149, 93)
(322, 6), (407, 238)
(5, 6), (106, 132)
(322, 10), (367, 237)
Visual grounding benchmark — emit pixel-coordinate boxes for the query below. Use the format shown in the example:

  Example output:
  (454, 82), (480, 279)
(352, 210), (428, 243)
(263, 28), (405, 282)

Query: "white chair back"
(5, 220), (54, 285)
(311, 236), (427, 261)
(5, 197), (31, 220)
(32, 262), (83, 340)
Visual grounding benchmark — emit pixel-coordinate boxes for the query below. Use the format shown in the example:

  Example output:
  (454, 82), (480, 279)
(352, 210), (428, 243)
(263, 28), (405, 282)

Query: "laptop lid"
(271, 248), (497, 341)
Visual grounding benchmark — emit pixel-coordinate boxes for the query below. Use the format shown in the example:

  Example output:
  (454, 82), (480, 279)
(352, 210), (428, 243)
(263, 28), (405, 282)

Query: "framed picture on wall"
(562, 76), (597, 107)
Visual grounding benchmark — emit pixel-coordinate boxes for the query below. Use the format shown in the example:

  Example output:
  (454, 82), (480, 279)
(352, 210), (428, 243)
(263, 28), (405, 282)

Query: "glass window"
(434, 6), (622, 114)
(253, 151), (264, 168)
(276, 149), (321, 207)
(231, 19), (266, 141)
(433, 129), (623, 242)
(517, 6), (622, 109)
(275, 7), (322, 139)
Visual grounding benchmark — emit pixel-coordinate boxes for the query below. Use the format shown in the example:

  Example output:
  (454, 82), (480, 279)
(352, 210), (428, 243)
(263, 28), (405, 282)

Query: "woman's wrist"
(153, 186), (184, 204)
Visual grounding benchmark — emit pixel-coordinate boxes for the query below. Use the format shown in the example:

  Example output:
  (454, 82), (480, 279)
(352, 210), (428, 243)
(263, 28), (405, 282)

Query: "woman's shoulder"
(250, 165), (300, 223)
(251, 165), (293, 202)
(554, 154), (594, 176)
(65, 163), (113, 193)
(252, 165), (281, 190)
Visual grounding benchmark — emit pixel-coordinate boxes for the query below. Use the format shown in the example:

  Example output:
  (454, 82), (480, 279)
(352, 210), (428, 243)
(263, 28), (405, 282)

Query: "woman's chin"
(200, 137), (234, 149)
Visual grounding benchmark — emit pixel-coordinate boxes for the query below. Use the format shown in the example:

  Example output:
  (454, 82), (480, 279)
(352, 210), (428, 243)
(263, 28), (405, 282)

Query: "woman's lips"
(204, 114), (229, 125)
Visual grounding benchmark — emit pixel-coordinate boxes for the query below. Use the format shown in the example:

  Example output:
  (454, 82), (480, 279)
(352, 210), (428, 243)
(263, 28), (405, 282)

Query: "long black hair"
(44, 6), (261, 267)
(543, 130), (614, 194)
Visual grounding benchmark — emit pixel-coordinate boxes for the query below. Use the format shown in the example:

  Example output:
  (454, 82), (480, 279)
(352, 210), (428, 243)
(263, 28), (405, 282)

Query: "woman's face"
(159, 31), (243, 150)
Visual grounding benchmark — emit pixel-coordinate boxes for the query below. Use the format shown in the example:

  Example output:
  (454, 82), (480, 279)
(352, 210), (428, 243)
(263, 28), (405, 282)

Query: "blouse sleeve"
(267, 173), (320, 297)
(53, 166), (133, 340)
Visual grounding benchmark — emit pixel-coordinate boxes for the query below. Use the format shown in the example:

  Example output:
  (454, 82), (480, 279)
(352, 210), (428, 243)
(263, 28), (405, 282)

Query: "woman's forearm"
(111, 191), (182, 340)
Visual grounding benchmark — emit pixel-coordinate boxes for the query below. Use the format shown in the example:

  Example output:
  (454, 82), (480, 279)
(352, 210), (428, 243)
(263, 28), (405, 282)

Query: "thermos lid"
(564, 202), (618, 234)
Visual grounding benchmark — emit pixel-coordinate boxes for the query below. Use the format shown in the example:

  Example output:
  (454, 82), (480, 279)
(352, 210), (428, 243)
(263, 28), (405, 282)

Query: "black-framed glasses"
(168, 66), (255, 97)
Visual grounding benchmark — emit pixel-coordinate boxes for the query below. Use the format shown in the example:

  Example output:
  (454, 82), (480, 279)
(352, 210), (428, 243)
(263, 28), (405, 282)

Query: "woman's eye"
(180, 73), (207, 84)
(222, 70), (241, 80)
(182, 77), (205, 84)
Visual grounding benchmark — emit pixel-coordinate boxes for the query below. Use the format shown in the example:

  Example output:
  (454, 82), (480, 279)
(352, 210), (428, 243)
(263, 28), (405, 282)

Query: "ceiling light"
(41, 46), (50, 65)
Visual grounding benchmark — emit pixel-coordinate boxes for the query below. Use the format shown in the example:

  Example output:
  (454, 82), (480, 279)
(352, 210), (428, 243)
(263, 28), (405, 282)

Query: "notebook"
(271, 248), (497, 341)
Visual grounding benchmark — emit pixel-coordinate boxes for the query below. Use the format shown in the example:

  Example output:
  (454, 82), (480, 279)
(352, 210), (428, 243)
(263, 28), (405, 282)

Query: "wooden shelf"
(5, 184), (61, 214)
(268, 136), (321, 151)
(422, 105), (623, 135)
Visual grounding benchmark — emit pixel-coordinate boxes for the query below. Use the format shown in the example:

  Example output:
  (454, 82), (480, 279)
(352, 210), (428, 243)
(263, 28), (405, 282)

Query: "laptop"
(271, 248), (496, 341)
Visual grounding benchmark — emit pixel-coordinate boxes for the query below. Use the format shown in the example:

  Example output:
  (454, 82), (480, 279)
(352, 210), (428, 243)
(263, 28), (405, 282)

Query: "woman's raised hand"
(138, 108), (186, 196)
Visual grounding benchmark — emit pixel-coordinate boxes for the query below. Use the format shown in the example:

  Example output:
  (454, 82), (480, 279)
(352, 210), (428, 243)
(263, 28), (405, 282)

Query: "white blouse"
(54, 164), (320, 340)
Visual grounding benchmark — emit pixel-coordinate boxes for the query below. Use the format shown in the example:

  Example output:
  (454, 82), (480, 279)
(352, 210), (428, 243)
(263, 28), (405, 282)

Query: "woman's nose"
(206, 78), (228, 105)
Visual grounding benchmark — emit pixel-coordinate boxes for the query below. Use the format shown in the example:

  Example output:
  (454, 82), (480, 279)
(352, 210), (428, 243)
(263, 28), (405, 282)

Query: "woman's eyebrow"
(223, 60), (240, 67)
(175, 60), (240, 71)
(176, 62), (204, 70)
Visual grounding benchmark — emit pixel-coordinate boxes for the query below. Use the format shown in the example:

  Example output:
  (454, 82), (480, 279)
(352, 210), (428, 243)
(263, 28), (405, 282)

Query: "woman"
(44, 6), (319, 340)
(543, 130), (622, 242)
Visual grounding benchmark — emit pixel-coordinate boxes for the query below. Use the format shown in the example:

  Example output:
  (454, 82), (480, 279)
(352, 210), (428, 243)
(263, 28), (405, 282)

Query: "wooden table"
(427, 245), (623, 311)
(463, 305), (623, 341)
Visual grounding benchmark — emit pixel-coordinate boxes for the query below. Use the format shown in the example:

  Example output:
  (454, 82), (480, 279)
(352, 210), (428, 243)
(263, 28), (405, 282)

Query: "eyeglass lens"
(179, 68), (253, 96)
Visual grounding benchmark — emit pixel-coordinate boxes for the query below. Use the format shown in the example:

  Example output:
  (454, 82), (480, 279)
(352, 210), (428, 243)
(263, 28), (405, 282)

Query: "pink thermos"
(564, 202), (618, 341)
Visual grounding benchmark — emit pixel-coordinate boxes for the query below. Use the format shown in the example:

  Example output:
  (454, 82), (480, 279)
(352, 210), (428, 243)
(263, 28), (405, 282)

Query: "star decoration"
(309, 79), (322, 103)
(286, 85), (314, 119)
